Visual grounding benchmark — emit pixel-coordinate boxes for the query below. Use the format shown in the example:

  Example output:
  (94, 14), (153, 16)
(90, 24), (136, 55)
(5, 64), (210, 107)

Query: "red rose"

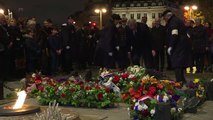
(97, 93), (103, 100)
(112, 76), (120, 83)
(141, 110), (150, 117)
(157, 84), (164, 89)
(139, 86), (143, 91)
(54, 88), (58, 92)
(85, 86), (92, 90)
(134, 91), (141, 99)
(38, 86), (44, 91)
(80, 85), (84, 90)
(105, 88), (111, 93)
(148, 86), (156, 95)
(61, 93), (66, 97)
(121, 73), (129, 79)
(70, 87), (75, 92)
(35, 80), (42, 85)
(95, 85), (101, 89)
(122, 94), (129, 101)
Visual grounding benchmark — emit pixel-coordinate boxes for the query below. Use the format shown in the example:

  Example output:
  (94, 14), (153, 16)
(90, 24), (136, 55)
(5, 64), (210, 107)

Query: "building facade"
(111, 0), (178, 27)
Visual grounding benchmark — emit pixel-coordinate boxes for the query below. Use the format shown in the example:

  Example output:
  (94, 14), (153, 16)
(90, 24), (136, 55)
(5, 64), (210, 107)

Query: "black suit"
(61, 24), (76, 73)
(95, 20), (117, 68)
(0, 24), (10, 99)
(166, 15), (192, 83)
(151, 25), (166, 71)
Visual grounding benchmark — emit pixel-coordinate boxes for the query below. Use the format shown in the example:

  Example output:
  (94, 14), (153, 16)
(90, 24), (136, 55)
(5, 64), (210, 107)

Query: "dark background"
(3, 0), (89, 24)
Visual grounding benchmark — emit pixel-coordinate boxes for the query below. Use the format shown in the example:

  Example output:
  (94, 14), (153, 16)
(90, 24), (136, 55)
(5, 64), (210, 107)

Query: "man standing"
(191, 18), (208, 73)
(95, 14), (121, 68)
(162, 10), (192, 85)
(0, 14), (10, 99)
(151, 19), (167, 71)
(61, 15), (76, 73)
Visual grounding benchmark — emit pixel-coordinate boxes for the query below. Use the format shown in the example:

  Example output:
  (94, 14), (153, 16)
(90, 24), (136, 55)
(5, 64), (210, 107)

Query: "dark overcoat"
(166, 15), (192, 68)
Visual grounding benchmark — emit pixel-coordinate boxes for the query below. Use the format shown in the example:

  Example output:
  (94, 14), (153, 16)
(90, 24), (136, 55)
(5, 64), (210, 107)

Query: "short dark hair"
(161, 9), (172, 17)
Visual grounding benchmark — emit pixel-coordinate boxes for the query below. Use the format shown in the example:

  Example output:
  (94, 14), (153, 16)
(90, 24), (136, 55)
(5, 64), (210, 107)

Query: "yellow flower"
(186, 67), (191, 74)
(192, 66), (197, 74)
(193, 78), (199, 84)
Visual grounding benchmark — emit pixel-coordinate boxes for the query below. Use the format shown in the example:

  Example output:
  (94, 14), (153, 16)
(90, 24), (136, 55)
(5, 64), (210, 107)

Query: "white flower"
(130, 81), (134, 85)
(178, 108), (183, 112)
(58, 86), (63, 90)
(171, 108), (176, 113)
(127, 107), (130, 111)
(163, 95), (169, 102)
(32, 73), (36, 78)
(142, 104), (148, 110)
(150, 109), (155, 116)
(133, 99), (137, 103)
(138, 105), (143, 111)
(128, 74), (135, 79)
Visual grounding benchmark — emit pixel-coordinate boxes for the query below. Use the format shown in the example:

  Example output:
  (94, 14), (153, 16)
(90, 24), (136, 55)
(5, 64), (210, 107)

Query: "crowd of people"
(0, 10), (213, 86)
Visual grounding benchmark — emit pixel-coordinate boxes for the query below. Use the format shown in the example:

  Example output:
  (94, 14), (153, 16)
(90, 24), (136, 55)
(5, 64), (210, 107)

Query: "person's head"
(67, 15), (75, 25)
(154, 18), (161, 27)
(9, 18), (17, 26)
(141, 16), (147, 23)
(162, 10), (173, 22)
(111, 14), (121, 25)
(0, 14), (7, 25)
(27, 19), (36, 29)
(195, 18), (201, 26)
(26, 29), (35, 38)
(204, 22), (211, 28)
(127, 19), (137, 30)
(185, 20), (194, 27)
(51, 26), (59, 35)
(121, 17), (128, 27)
(43, 19), (52, 28)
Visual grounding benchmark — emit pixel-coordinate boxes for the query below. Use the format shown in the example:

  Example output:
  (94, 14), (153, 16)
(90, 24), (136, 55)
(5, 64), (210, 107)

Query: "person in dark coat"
(162, 10), (192, 84)
(115, 18), (131, 69)
(138, 16), (154, 69)
(39, 19), (53, 75)
(8, 19), (25, 77)
(204, 22), (213, 72)
(191, 18), (208, 73)
(151, 19), (167, 71)
(76, 23), (91, 69)
(25, 29), (41, 74)
(94, 14), (121, 68)
(0, 14), (10, 99)
(47, 27), (62, 75)
(126, 19), (142, 66)
(61, 15), (77, 73)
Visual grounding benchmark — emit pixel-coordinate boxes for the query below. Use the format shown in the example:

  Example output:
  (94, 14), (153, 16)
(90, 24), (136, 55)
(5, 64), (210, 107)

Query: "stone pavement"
(1, 71), (213, 120)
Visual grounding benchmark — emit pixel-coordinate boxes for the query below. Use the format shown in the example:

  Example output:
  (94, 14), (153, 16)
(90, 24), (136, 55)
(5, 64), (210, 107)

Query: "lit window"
(158, 13), (162, 18)
(122, 3), (126, 7)
(116, 4), (120, 7)
(152, 13), (155, 19)
(136, 3), (141, 7)
(137, 13), (141, 19)
(130, 3), (135, 7)
(158, 2), (163, 6)
(130, 14), (134, 19)
(152, 3), (157, 6)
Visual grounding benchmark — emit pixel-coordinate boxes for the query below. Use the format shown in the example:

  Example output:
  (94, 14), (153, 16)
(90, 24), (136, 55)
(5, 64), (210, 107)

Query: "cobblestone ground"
(1, 70), (213, 120)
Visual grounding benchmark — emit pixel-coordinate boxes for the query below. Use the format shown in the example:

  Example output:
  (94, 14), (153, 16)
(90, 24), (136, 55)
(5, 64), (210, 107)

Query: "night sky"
(4, 0), (88, 24)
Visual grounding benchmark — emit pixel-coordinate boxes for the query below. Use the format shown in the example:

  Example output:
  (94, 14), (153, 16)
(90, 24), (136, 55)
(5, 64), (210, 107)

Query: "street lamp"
(184, 5), (198, 20)
(94, 8), (107, 30)
(0, 9), (4, 14)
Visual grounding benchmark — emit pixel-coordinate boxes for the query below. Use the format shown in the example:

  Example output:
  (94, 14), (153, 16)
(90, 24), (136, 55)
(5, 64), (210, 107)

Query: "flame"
(13, 91), (27, 109)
